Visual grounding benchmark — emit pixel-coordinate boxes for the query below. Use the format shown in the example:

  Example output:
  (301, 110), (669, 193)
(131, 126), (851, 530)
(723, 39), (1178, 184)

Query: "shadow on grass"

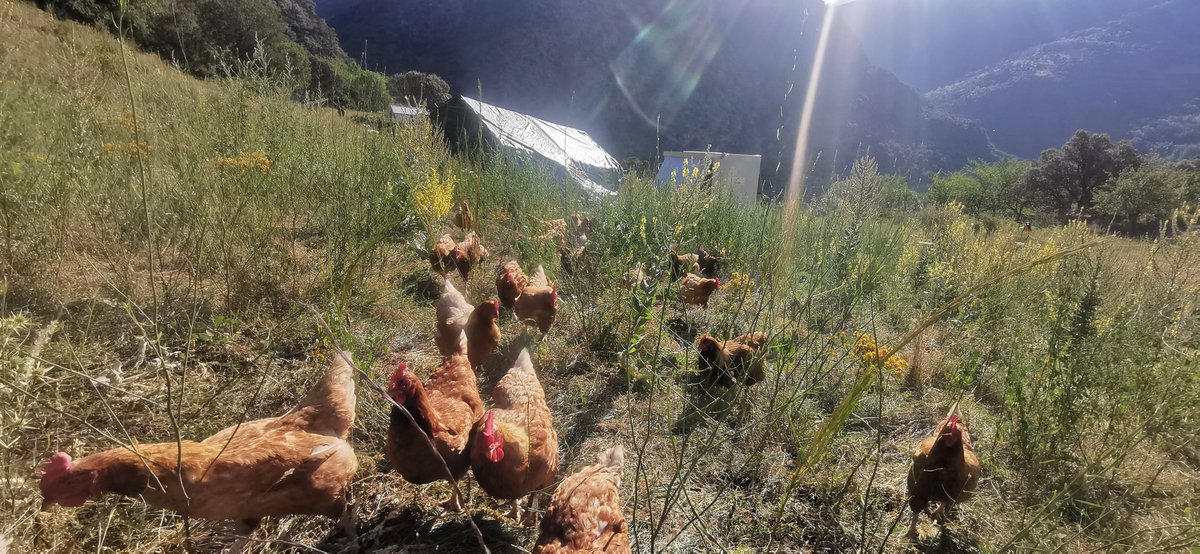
(560, 366), (627, 455)
(320, 505), (525, 553)
(910, 526), (986, 554)
(671, 375), (741, 435)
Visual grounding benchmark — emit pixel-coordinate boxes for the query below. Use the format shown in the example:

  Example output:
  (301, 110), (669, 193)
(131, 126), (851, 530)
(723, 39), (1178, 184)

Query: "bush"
(388, 70), (451, 110)
(1094, 162), (1189, 232)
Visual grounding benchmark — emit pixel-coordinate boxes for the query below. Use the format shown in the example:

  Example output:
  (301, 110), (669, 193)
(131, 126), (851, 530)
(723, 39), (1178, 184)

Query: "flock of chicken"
(36, 203), (980, 551)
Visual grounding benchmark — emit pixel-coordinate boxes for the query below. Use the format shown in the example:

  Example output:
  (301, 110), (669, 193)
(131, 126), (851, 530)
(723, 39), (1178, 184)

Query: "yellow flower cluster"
(410, 167), (455, 237)
(103, 141), (152, 157)
(213, 151), (272, 174)
(725, 271), (755, 291)
(850, 331), (909, 374)
(671, 158), (721, 189)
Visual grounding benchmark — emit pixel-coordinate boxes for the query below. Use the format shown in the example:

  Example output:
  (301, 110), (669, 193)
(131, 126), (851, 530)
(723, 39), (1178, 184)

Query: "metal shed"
(388, 104), (429, 123)
(655, 151), (762, 204)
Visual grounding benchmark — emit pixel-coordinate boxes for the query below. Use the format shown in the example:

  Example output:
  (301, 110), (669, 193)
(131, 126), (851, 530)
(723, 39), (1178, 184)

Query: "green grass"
(2, 3), (1199, 552)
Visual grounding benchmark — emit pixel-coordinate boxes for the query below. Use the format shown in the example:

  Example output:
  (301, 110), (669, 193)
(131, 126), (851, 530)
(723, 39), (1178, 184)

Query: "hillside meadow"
(1, 2), (1198, 552)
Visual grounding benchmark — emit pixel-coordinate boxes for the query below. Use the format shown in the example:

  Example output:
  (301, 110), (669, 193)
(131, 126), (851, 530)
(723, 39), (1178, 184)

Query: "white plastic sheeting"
(460, 97), (621, 196)
(389, 104), (428, 121)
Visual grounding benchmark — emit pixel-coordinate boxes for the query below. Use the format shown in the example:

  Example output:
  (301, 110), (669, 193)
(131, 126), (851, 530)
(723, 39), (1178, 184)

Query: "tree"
(927, 158), (1029, 216)
(142, 0), (309, 88)
(309, 55), (346, 102)
(344, 66), (391, 111)
(274, 0), (348, 60)
(1022, 130), (1141, 219)
(879, 174), (921, 214)
(817, 157), (886, 219)
(388, 71), (452, 110)
(1094, 163), (1188, 232)
(974, 158), (1031, 217)
(1177, 157), (1200, 203)
(929, 168), (987, 214)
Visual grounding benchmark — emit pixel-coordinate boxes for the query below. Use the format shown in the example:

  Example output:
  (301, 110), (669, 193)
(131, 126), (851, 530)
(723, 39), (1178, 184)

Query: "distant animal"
(698, 332), (767, 386)
(680, 273), (720, 307)
(534, 445), (629, 553)
(497, 260), (530, 309)
(558, 243), (585, 277)
(570, 212), (595, 244)
(39, 353), (360, 551)
(469, 349), (559, 522)
(906, 403), (981, 540)
(452, 200), (474, 231)
(513, 265), (559, 335)
(696, 248), (722, 278)
(455, 232), (489, 281)
(669, 247), (700, 280)
(429, 233), (461, 275)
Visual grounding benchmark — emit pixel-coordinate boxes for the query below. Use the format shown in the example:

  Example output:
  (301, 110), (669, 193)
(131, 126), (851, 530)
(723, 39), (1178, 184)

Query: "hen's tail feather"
(282, 351), (357, 439)
(597, 445), (624, 471)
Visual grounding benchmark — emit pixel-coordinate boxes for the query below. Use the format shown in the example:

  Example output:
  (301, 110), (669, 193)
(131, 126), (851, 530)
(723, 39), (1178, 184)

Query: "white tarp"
(460, 97), (621, 195)
(389, 104), (428, 120)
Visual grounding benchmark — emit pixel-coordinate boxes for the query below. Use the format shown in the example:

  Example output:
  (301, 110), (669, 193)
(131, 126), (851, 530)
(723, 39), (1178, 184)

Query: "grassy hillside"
(1, 2), (1198, 552)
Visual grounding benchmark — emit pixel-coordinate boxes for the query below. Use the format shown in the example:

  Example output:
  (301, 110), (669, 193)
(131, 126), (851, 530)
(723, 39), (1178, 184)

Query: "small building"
(438, 95), (621, 196)
(655, 151), (762, 204)
(388, 104), (429, 123)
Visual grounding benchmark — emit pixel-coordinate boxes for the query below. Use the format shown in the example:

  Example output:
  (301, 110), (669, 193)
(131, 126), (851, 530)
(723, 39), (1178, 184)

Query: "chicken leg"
(338, 502), (358, 541)
(906, 509), (921, 540)
(440, 488), (464, 512)
(224, 518), (261, 553)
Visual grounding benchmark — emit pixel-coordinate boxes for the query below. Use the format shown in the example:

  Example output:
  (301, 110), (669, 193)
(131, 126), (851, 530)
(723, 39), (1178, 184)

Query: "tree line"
(929, 130), (1200, 233)
(34, 0), (451, 113)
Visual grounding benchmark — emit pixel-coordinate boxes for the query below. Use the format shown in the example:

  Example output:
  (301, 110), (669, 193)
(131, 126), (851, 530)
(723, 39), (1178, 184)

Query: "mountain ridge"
(925, 0), (1200, 159)
(316, 0), (997, 190)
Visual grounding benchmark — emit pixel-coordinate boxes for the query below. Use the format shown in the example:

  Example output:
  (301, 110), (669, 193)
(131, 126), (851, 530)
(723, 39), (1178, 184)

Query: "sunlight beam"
(782, 3), (839, 237)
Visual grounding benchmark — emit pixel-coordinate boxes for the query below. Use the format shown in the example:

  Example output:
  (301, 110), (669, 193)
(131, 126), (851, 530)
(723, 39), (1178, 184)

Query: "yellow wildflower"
(410, 167), (455, 238)
(104, 141), (153, 157)
(849, 331), (909, 374)
(725, 271), (756, 291)
(213, 151), (271, 174)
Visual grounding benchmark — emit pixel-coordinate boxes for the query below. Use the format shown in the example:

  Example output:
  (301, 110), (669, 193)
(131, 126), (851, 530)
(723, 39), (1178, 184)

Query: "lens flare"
(611, 0), (748, 126)
(782, 2), (840, 243)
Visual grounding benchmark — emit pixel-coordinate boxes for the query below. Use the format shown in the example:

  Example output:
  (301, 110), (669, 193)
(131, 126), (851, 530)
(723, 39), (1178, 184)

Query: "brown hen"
(698, 332), (767, 386)
(469, 349), (559, 521)
(386, 335), (484, 492)
(39, 353), (359, 548)
(514, 265), (559, 335)
(906, 404), (981, 539)
(680, 273), (720, 307)
(534, 445), (629, 553)
(497, 260), (530, 309)
(669, 247), (700, 280)
(455, 231), (489, 281)
(436, 280), (501, 366)
(429, 233), (461, 275)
